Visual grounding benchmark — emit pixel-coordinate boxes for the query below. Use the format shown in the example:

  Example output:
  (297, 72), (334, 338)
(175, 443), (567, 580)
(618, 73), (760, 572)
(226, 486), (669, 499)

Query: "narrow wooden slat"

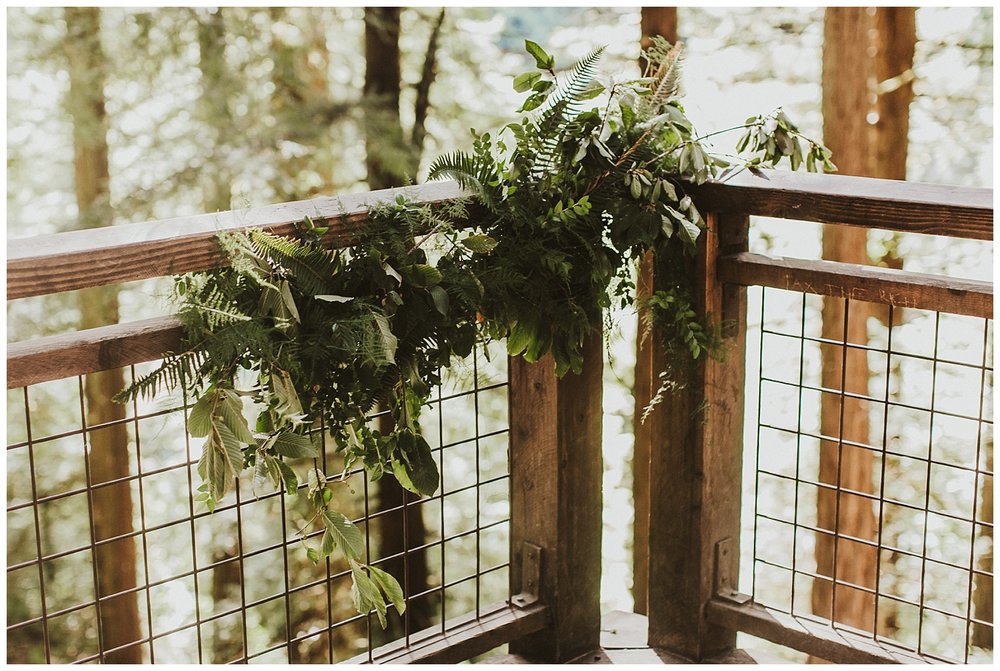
(706, 599), (933, 664)
(690, 171), (992, 240)
(508, 331), (604, 662)
(646, 212), (749, 660)
(343, 602), (548, 664)
(7, 181), (466, 300)
(7, 317), (183, 389)
(718, 252), (993, 318)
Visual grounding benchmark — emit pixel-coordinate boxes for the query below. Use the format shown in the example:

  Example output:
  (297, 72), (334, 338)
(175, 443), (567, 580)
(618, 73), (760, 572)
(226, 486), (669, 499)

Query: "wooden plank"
(689, 171), (992, 240)
(508, 331), (604, 662)
(706, 599), (933, 664)
(7, 181), (466, 300)
(7, 317), (183, 389)
(646, 212), (749, 660)
(342, 602), (548, 664)
(718, 252), (993, 319)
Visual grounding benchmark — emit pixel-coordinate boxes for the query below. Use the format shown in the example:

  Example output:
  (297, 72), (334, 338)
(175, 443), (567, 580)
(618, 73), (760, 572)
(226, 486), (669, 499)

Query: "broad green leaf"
(351, 564), (387, 628)
(367, 564), (406, 616)
(404, 263), (443, 288)
(271, 369), (305, 418)
(217, 390), (255, 444)
(506, 322), (533, 356)
(372, 313), (397, 365)
(578, 82), (605, 100)
(677, 217), (702, 246)
(187, 393), (214, 438)
(272, 431), (319, 459)
(279, 280), (301, 323)
(429, 285), (450, 316)
(306, 547), (320, 564)
(323, 509), (364, 560)
(461, 234), (498, 254)
(513, 71), (541, 93)
(391, 434), (438, 497)
(524, 40), (553, 70)
(315, 294), (353, 303)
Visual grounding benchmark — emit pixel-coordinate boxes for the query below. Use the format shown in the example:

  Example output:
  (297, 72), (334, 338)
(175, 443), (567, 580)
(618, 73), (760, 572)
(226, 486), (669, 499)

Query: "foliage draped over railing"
(115, 38), (829, 620)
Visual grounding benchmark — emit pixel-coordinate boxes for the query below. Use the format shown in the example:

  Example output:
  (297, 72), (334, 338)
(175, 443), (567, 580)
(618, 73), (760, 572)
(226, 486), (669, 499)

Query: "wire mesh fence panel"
(744, 285), (993, 663)
(6, 340), (511, 664)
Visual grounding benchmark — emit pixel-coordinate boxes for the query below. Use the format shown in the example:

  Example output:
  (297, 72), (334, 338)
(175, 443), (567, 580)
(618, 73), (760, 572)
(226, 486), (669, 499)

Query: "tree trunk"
(972, 439), (993, 649)
(364, 7), (410, 190)
(869, 7), (917, 641)
(196, 7), (233, 212)
(632, 5), (678, 617)
(814, 7), (878, 638)
(65, 7), (143, 663)
(364, 7), (433, 638)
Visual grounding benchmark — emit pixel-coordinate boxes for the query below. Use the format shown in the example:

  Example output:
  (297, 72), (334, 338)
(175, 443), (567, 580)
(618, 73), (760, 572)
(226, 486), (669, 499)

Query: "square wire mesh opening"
(744, 286), (993, 663)
(6, 341), (511, 664)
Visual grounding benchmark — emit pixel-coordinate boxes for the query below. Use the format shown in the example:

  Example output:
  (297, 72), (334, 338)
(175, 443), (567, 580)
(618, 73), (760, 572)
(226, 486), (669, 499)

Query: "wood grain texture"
(646, 213), (748, 660)
(343, 602), (548, 664)
(718, 252), (992, 318)
(689, 171), (992, 240)
(706, 599), (932, 664)
(508, 331), (604, 662)
(7, 181), (467, 300)
(7, 316), (183, 389)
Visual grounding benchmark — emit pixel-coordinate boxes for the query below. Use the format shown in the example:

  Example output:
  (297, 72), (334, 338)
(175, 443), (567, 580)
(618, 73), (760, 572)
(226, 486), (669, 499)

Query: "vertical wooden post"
(646, 212), (748, 660)
(634, 5), (679, 616)
(508, 330), (604, 662)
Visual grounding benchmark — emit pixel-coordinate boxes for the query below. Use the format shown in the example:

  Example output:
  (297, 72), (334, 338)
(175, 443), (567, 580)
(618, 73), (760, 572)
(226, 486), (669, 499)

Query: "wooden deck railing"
(7, 171), (993, 664)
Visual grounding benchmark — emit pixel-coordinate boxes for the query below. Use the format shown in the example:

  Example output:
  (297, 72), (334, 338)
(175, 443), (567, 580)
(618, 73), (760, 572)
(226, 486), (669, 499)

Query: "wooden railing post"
(645, 211), (749, 660)
(508, 330), (604, 662)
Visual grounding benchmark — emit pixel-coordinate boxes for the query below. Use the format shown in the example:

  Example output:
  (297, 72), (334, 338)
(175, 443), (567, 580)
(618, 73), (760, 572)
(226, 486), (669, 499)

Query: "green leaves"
(461, 233), (498, 254)
(525, 40), (555, 70)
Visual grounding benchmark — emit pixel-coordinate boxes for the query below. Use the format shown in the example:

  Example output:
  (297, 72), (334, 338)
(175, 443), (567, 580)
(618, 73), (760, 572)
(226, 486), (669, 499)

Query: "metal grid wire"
(6, 341), (511, 664)
(745, 286), (994, 663)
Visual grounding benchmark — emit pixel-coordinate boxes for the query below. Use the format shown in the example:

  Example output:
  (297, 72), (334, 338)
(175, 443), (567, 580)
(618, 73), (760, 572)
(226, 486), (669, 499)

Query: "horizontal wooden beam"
(718, 252), (993, 319)
(343, 602), (548, 664)
(690, 171), (992, 240)
(7, 181), (467, 300)
(706, 599), (932, 664)
(7, 317), (183, 389)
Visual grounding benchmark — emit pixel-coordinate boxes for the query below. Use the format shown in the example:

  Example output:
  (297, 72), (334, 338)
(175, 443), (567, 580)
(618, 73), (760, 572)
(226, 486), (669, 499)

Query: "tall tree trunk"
(870, 7), (917, 641)
(972, 438), (993, 649)
(813, 7), (878, 638)
(364, 7), (433, 638)
(364, 7), (410, 189)
(196, 7), (233, 212)
(632, 5), (678, 617)
(64, 7), (143, 663)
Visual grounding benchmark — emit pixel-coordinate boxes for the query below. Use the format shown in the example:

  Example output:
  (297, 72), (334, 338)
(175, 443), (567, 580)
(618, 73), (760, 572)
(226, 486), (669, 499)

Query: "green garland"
(118, 38), (831, 622)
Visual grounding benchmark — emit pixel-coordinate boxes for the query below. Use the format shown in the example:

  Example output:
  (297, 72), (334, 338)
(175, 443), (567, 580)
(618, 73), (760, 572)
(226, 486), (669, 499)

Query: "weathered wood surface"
(7, 316), (183, 389)
(343, 602), (548, 664)
(7, 181), (467, 300)
(690, 171), (992, 240)
(646, 213), (749, 659)
(706, 599), (933, 664)
(718, 252), (993, 318)
(508, 332), (604, 662)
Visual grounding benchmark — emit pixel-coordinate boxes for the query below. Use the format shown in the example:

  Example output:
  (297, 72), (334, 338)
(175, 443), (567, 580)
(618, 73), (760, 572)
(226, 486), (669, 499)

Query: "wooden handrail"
(7, 173), (991, 302)
(689, 171), (992, 240)
(7, 181), (467, 300)
(718, 252), (993, 319)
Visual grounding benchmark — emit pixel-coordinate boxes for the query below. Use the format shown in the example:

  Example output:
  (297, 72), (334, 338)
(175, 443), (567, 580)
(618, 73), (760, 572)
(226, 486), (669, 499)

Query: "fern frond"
(114, 349), (207, 403)
(247, 230), (339, 297)
(646, 41), (683, 111)
(427, 151), (500, 211)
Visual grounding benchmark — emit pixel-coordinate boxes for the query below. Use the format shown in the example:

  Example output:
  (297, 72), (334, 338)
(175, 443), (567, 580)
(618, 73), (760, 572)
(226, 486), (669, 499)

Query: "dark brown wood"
(343, 602), (548, 664)
(633, 5), (678, 618)
(7, 316), (183, 389)
(689, 171), (992, 240)
(6, 181), (466, 300)
(718, 252), (993, 319)
(508, 332), (604, 662)
(646, 212), (748, 660)
(706, 599), (934, 664)
(872, 7), (916, 181)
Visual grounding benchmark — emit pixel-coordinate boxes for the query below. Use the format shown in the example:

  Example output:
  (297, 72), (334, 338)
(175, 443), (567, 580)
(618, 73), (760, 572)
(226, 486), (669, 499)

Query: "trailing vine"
(117, 38), (831, 622)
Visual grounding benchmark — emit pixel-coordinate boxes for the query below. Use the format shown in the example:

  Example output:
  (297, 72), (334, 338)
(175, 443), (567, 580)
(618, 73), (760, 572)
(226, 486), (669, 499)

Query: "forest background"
(5, 4), (994, 664)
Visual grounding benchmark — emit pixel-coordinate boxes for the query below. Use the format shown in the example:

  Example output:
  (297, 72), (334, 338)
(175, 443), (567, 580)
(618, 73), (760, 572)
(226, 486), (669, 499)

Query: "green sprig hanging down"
(118, 37), (831, 623)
